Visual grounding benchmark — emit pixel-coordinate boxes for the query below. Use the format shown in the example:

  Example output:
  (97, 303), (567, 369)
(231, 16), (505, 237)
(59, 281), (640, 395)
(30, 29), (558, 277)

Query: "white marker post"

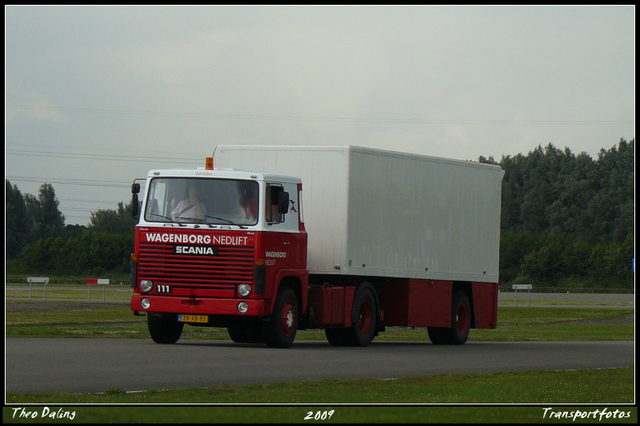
(27, 277), (49, 301)
(86, 279), (110, 302)
(512, 284), (532, 307)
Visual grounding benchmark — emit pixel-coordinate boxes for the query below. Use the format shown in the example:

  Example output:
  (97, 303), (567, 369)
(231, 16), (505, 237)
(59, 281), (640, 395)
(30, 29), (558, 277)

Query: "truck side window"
(266, 184), (285, 224)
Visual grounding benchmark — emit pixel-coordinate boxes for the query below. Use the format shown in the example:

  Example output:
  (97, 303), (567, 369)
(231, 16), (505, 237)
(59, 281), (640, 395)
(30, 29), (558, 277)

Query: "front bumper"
(131, 294), (266, 316)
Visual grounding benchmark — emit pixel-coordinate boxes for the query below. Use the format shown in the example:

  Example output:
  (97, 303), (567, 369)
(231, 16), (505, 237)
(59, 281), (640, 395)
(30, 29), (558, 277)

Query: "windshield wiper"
(147, 213), (185, 226)
(205, 215), (247, 229)
(148, 213), (246, 229)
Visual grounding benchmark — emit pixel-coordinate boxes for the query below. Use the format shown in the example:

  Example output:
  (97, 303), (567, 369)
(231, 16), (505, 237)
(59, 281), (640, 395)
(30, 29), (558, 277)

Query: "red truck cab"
(131, 166), (308, 347)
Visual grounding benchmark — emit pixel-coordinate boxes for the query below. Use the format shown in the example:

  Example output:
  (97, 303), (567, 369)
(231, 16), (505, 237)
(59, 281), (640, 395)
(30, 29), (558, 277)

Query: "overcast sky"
(5, 5), (635, 226)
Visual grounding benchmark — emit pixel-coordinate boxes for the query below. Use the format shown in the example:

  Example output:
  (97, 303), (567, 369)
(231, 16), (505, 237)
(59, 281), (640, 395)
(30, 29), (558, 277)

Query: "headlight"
(140, 280), (153, 293)
(238, 284), (252, 297)
(237, 302), (249, 313)
(140, 298), (151, 309)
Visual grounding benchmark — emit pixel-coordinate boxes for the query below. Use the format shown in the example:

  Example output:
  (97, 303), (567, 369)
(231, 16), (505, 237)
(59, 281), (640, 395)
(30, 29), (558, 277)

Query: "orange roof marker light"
(205, 157), (214, 170)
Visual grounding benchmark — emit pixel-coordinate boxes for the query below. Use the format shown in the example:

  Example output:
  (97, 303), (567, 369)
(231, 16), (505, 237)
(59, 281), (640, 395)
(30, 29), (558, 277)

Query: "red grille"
(138, 241), (255, 295)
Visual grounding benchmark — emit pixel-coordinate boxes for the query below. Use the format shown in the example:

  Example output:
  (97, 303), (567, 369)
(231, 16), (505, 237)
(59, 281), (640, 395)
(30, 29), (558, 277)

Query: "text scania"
(175, 245), (218, 255)
(144, 232), (250, 246)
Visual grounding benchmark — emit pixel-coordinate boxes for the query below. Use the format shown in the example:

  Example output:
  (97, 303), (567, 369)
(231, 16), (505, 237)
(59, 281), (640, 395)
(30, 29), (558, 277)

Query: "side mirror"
(131, 183), (140, 218)
(277, 191), (290, 214)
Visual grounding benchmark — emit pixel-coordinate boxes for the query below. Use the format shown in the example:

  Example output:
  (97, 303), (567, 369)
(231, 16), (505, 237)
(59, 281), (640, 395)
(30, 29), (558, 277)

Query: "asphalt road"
(6, 338), (633, 395)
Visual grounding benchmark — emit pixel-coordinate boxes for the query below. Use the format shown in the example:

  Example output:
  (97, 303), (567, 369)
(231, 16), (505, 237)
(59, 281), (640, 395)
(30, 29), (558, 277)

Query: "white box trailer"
(213, 145), (503, 283)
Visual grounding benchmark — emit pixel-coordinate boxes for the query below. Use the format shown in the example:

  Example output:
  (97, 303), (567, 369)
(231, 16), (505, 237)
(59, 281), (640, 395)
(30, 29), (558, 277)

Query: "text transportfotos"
(542, 407), (631, 421)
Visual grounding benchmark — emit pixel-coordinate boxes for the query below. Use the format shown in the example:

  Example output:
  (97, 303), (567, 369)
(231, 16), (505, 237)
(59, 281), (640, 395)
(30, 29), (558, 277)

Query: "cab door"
(263, 183), (305, 269)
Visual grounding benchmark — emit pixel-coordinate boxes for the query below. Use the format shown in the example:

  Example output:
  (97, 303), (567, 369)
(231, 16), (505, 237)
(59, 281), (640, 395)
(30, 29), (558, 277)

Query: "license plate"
(178, 314), (208, 323)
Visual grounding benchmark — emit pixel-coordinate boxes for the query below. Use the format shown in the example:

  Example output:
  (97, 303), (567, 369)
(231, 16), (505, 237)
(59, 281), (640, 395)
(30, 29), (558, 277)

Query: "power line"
(6, 149), (201, 164)
(6, 104), (634, 125)
(6, 175), (131, 188)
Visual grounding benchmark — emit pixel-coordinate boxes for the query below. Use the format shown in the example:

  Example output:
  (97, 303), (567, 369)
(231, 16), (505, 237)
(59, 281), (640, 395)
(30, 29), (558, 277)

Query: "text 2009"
(304, 410), (334, 421)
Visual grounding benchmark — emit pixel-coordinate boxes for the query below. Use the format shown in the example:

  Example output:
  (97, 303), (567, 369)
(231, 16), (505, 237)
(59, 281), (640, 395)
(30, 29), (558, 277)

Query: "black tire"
(427, 326), (449, 345)
(350, 284), (378, 346)
(263, 287), (298, 348)
(326, 283), (378, 347)
(227, 319), (264, 344)
(450, 291), (471, 344)
(147, 313), (184, 344)
(428, 291), (471, 345)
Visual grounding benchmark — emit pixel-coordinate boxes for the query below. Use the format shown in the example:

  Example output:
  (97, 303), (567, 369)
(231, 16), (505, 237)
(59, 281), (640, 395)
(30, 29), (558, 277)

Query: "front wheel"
(147, 313), (184, 344)
(263, 287), (298, 348)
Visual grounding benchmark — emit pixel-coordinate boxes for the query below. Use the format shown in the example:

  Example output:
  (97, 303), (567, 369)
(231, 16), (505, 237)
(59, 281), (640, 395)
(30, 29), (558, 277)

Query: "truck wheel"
(147, 313), (184, 344)
(351, 284), (377, 346)
(450, 291), (471, 344)
(427, 326), (448, 345)
(428, 291), (471, 345)
(327, 283), (378, 347)
(264, 287), (298, 348)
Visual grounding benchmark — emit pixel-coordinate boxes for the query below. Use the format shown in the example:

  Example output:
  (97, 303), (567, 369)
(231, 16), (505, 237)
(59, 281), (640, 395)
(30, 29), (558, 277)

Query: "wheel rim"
(358, 299), (372, 335)
(455, 302), (469, 334)
(280, 300), (295, 337)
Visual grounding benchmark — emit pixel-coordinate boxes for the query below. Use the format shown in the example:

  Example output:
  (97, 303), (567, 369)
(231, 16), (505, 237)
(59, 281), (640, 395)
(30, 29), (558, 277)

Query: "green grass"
(4, 369), (636, 423)
(6, 283), (132, 303)
(5, 304), (634, 341)
(5, 367), (634, 404)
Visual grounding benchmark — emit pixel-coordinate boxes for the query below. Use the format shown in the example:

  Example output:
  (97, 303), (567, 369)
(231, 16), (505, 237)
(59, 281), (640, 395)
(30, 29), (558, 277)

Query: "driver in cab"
(171, 186), (207, 221)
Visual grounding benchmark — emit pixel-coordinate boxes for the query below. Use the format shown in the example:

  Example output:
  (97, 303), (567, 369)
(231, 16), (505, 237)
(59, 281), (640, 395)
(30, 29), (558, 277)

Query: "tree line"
(480, 138), (633, 288)
(6, 181), (137, 277)
(6, 138), (634, 288)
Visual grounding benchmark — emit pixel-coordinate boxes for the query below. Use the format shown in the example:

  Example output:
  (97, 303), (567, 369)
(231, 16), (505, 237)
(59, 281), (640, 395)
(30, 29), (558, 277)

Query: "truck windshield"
(144, 177), (259, 226)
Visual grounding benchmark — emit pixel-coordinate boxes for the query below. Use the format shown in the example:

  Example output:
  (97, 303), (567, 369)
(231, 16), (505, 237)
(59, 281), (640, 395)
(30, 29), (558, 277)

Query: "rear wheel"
(147, 313), (184, 344)
(427, 291), (471, 345)
(451, 291), (471, 344)
(326, 283), (378, 347)
(351, 284), (377, 346)
(264, 287), (298, 348)
(427, 326), (448, 345)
